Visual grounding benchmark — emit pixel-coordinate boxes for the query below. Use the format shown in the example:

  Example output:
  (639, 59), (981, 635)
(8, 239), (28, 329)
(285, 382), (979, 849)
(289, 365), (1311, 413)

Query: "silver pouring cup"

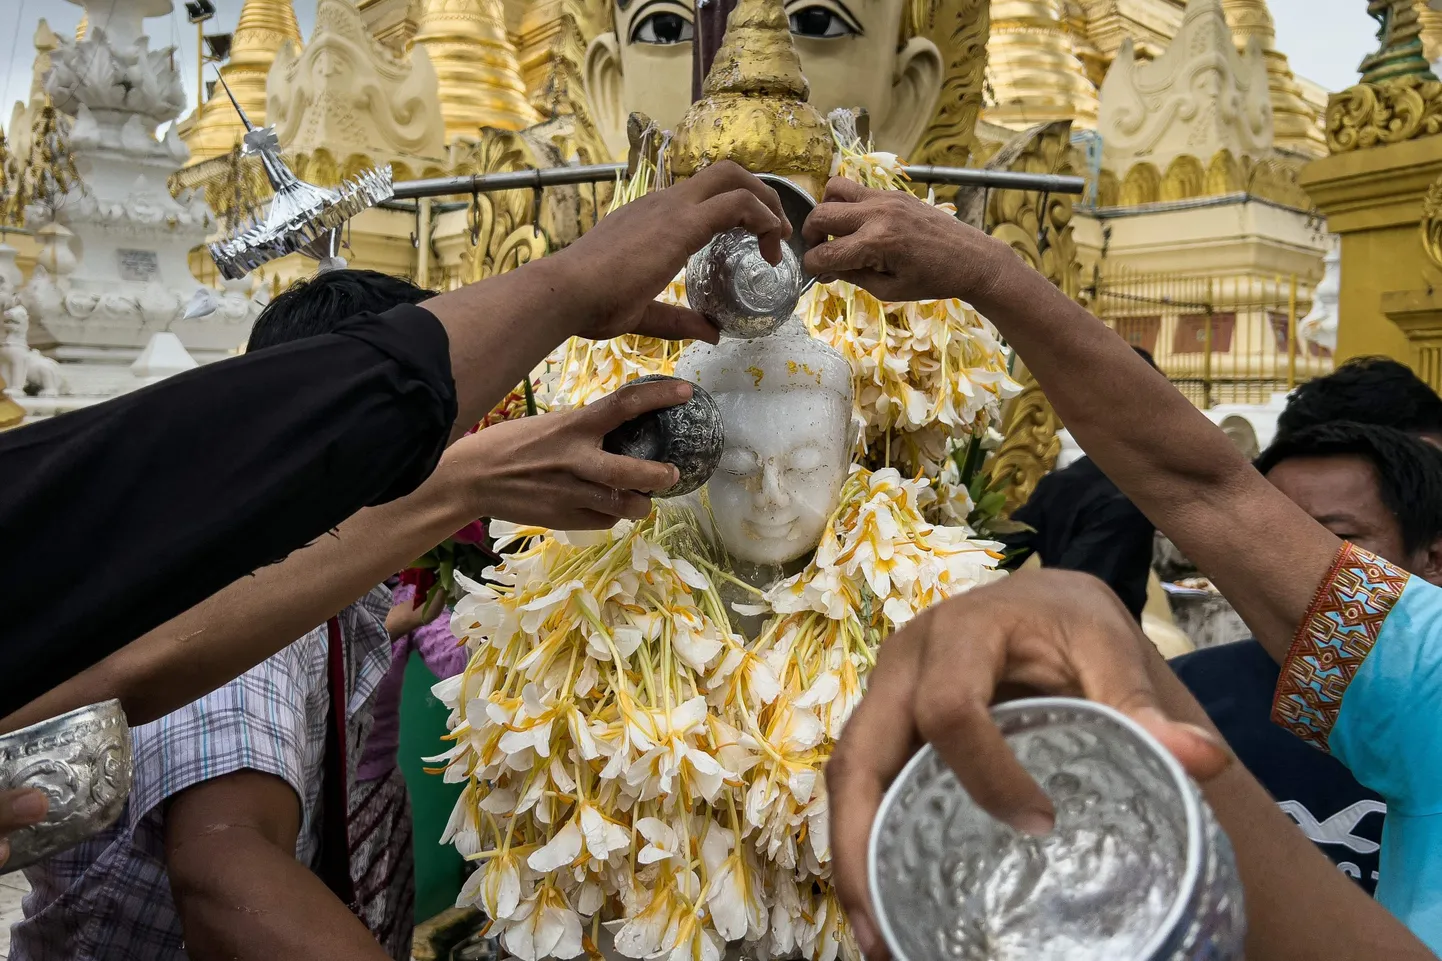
(0, 699), (132, 872)
(685, 173), (819, 340)
(868, 698), (1244, 961)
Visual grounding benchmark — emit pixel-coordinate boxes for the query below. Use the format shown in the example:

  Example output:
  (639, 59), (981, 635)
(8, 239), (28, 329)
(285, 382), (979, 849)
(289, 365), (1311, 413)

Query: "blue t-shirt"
(1171, 638), (1385, 894)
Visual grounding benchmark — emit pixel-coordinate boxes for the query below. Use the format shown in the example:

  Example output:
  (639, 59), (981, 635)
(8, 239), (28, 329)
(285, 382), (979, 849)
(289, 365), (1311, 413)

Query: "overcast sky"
(0, 0), (1387, 141)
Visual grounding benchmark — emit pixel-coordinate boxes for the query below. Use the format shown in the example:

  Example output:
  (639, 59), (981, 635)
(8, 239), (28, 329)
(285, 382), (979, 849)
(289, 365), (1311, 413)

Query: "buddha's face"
(707, 389), (850, 565)
(583, 0), (944, 160)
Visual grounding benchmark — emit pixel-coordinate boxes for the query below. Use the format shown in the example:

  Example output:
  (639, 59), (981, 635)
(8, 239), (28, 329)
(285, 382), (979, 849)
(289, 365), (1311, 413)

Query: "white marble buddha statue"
(676, 318), (853, 588)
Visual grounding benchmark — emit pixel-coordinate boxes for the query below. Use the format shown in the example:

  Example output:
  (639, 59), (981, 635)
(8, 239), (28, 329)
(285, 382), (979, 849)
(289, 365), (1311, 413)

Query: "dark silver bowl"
(869, 698), (1244, 961)
(0, 699), (132, 872)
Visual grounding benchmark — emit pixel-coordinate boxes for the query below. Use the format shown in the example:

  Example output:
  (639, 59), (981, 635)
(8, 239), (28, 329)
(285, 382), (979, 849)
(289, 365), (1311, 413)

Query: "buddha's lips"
(741, 517), (797, 541)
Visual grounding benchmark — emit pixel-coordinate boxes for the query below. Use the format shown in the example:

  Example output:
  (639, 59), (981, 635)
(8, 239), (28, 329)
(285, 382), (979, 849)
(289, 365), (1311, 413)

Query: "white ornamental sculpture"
(1298, 236), (1339, 355)
(1097, 0), (1273, 178)
(18, 0), (262, 402)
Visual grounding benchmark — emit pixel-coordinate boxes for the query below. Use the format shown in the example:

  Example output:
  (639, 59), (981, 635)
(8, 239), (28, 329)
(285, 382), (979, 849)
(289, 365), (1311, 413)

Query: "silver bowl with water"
(685, 173), (818, 340)
(869, 698), (1244, 961)
(0, 700), (132, 872)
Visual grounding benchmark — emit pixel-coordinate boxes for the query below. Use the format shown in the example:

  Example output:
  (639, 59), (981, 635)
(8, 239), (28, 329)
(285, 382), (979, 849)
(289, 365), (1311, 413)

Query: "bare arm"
(803, 182), (1339, 662)
(165, 770), (388, 961)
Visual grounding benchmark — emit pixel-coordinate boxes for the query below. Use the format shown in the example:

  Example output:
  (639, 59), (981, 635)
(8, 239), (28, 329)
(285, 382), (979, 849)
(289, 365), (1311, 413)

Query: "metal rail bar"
(388, 163), (1087, 200)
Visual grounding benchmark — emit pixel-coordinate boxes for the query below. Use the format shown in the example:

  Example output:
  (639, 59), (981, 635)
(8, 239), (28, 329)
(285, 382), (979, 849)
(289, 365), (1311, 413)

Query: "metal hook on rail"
(468, 190), (481, 246)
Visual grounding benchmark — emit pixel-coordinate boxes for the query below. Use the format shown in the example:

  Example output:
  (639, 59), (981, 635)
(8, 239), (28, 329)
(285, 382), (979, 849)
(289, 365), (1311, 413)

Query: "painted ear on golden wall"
(584, 32), (628, 159)
(877, 35), (943, 156)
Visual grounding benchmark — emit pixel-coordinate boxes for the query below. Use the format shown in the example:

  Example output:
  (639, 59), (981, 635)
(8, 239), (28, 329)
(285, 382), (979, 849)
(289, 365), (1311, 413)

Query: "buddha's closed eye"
(719, 448), (760, 475)
(788, 446), (825, 472)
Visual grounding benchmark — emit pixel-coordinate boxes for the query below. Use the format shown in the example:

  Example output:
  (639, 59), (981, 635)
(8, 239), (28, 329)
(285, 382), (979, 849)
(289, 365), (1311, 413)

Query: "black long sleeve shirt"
(998, 456), (1156, 621)
(0, 305), (455, 717)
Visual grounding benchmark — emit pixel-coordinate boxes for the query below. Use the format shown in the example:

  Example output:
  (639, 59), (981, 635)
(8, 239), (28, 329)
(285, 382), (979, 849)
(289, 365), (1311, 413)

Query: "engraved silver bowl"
(602, 374), (724, 498)
(869, 698), (1244, 961)
(0, 699), (132, 872)
(685, 173), (818, 340)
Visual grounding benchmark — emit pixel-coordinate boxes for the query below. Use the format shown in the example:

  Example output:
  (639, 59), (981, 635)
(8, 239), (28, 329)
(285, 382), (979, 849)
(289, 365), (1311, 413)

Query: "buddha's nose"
(758, 461), (789, 508)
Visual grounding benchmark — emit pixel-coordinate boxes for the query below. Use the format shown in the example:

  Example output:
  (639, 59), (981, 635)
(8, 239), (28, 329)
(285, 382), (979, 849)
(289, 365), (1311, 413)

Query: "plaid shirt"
(12, 588), (396, 961)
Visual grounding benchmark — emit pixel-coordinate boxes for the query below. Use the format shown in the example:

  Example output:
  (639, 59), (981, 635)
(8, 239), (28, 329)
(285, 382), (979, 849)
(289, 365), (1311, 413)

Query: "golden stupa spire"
(1219, 0), (1324, 156)
(411, 0), (539, 138)
(178, 0), (302, 163)
(669, 0), (834, 198)
(75, 14), (88, 41)
(985, 0), (1098, 130)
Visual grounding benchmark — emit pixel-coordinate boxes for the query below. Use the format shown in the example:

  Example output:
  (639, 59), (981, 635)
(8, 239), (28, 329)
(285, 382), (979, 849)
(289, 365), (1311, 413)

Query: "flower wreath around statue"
(427, 122), (1023, 961)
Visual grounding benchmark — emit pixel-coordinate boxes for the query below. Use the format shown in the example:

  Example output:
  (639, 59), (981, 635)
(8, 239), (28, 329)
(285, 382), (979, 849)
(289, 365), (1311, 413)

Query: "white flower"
(635, 817), (679, 864)
(529, 801), (631, 872)
(501, 885), (585, 961)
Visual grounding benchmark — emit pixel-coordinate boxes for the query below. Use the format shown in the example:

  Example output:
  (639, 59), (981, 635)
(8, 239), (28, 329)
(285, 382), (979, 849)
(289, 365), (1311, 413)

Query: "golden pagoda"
(668, 0), (834, 198)
(410, 0), (538, 139)
(985, 0), (1100, 130)
(1220, 0), (1325, 155)
(178, 0), (302, 163)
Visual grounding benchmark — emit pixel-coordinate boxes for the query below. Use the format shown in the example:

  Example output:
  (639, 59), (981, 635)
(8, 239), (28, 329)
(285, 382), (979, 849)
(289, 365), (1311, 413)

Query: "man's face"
(1264, 455), (1422, 577)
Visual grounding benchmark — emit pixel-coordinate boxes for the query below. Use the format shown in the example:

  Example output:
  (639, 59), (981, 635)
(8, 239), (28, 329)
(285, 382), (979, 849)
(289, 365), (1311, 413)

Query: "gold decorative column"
(669, 0), (834, 199)
(412, 0), (539, 138)
(1220, 0), (1324, 156)
(179, 0), (302, 163)
(985, 0), (1099, 130)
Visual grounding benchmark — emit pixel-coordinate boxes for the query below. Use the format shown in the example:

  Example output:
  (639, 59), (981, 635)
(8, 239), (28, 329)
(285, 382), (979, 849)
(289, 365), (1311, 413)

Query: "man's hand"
(826, 570), (1229, 960)
(554, 160), (791, 343)
(801, 177), (1013, 303)
(439, 377), (695, 530)
(0, 789), (49, 868)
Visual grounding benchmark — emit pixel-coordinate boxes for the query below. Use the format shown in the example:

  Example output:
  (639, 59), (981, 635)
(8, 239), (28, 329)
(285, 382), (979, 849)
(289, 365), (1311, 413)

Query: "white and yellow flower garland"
(431, 469), (1004, 961)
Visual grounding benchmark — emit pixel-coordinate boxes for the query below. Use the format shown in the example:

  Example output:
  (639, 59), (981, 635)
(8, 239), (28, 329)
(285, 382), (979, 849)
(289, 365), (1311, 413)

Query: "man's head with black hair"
(1256, 421), (1442, 584)
(247, 269), (434, 352)
(1133, 346), (1160, 372)
(1278, 357), (1442, 445)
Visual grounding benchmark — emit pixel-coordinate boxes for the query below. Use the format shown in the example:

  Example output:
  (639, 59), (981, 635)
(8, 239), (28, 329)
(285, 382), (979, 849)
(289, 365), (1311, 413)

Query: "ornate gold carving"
(991, 364), (1063, 514)
(1359, 0), (1435, 85)
(1161, 154), (1205, 202)
(1119, 162), (1161, 206)
(1326, 75), (1442, 153)
(1421, 172), (1442, 270)
(981, 120), (1082, 510)
(1106, 147), (1313, 210)
(668, 0), (834, 199)
(454, 133), (550, 283)
(411, 0), (539, 139)
(1205, 148), (1244, 194)
(907, 0), (990, 183)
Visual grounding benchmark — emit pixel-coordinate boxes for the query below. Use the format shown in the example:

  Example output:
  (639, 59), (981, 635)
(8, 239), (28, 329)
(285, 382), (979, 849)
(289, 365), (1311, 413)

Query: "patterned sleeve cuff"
(1271, 542), (1410, 751)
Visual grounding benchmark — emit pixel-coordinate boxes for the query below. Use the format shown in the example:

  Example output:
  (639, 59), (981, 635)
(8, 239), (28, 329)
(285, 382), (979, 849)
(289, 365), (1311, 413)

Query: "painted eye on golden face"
(630, 10), (695, 44)
(787, 4), (859, 38)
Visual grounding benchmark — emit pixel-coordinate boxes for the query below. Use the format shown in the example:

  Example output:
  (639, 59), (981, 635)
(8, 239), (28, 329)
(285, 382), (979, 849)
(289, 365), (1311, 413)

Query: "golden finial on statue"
(668, 0), (834, 199)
